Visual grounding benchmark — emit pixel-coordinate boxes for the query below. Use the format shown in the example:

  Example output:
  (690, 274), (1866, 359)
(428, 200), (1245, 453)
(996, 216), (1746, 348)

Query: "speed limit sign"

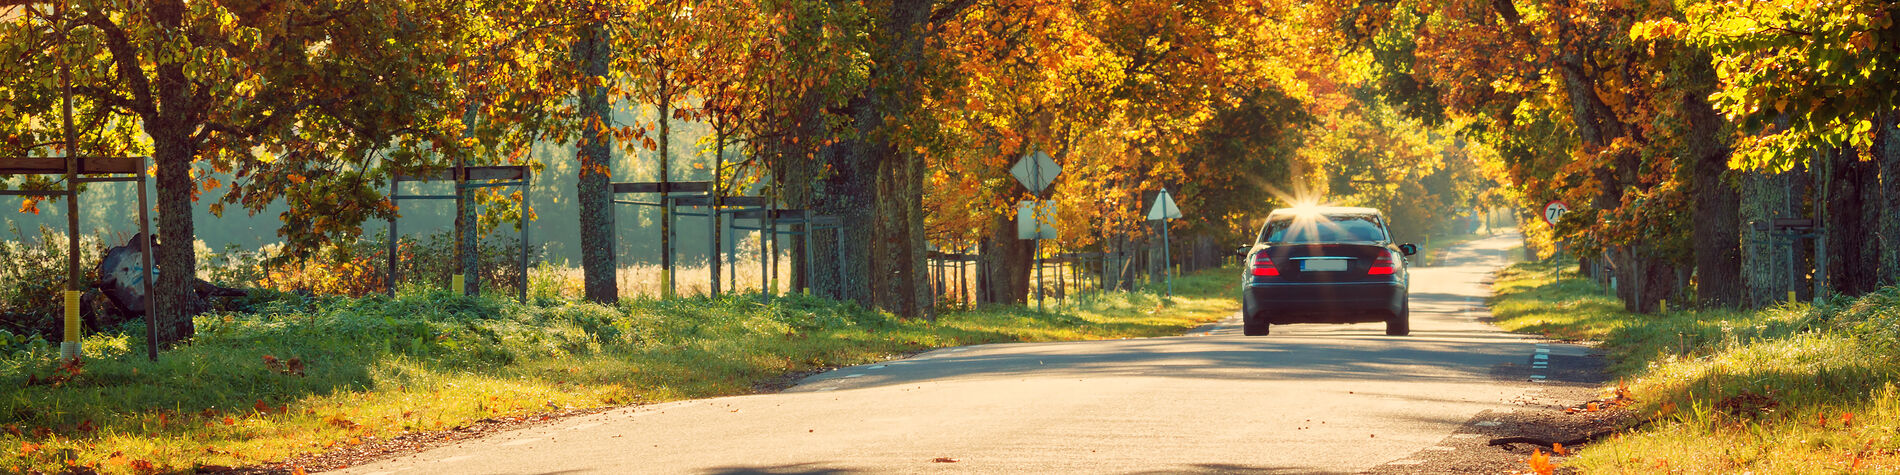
(1543, 200), (1570, 225)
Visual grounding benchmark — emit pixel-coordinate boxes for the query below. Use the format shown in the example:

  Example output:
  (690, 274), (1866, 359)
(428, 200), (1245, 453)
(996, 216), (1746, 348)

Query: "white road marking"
(1533, 354), (1549, 360)
(868, 365), (887, 369)
(1476, 421), (1502, 427)
(1535, 348), (1550, 353)
(843, 374), (865, 379)
(1529, 375), (1546, 380)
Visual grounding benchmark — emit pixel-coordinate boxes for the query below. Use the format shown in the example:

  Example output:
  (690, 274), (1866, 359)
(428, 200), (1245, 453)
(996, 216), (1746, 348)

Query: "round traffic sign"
(1542, 200), (1570, 225)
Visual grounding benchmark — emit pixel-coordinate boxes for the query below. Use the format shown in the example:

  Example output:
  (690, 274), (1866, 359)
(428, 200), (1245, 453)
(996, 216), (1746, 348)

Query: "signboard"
(1009, 150), (1061, 194)
(1147, 188), (1182, 221)
(1016, 200), (1058, 240)
(1542, 200), (1569, 225)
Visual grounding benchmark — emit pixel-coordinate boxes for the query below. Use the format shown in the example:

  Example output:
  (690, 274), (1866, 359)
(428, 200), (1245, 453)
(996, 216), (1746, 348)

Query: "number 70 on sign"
(1542, 201), (1569, 225)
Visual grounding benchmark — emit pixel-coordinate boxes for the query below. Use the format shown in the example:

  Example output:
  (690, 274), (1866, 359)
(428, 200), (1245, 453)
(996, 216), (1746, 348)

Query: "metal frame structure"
(0, 156), (157, 361)
(612, 180), (708, 297)
(727, 207), (843, 297)
(613, 180), (842, 298)
(386, 165), (532, 302)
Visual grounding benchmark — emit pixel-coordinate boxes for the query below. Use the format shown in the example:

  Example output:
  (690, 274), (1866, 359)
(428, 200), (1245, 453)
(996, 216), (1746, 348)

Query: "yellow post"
(1789, 290), (1797, 303)
(452, 275), (466, 295)
(60, 290), (80, 358)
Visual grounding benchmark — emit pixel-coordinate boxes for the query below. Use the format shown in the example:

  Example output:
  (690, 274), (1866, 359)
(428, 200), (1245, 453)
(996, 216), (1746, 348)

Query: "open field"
(1488, 259), (1900, 473)
(0, 265), (1239, 473)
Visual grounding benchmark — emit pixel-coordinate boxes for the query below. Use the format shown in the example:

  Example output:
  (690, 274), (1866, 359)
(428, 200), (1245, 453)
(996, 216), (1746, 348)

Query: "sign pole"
(1161, 218), (1172, 298)
(1034, 238), (1043, 312)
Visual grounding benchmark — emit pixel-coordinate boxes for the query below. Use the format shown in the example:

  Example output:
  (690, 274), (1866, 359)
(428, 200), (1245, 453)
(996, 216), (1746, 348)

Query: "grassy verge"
(0, 268), (1238, 473)
(1488, 259), (1900, 473)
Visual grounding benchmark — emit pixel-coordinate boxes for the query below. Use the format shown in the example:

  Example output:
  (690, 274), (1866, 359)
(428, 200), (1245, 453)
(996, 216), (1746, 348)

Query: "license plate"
(1301, 259), (1348, 272)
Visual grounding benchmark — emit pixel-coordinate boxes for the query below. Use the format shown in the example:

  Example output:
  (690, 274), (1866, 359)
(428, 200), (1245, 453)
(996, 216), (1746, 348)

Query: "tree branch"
(74, 9), (156, 118)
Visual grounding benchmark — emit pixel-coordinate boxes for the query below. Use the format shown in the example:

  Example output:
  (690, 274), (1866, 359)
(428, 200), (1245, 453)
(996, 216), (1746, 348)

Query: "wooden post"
(387, 176), (399, 296)
(57, 3), (81, 359)
(518, 168), (531, 303)
(137, 160), (155, 361)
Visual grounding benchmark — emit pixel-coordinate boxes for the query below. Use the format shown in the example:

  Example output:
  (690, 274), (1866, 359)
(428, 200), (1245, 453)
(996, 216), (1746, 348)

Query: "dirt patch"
(1371, 344), (1633, 474)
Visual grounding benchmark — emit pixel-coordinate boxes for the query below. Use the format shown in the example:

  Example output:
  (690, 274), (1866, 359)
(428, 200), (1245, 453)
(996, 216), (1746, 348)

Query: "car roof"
(1266, 206), (1384, 217)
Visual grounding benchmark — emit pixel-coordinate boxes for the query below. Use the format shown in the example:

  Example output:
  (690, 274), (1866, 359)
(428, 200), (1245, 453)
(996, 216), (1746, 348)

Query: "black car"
(1240, 207), (1417, 336)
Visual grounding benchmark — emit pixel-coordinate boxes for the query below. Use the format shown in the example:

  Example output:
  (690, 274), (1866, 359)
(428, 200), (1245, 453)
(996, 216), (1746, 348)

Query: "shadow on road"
(796, 327), (1535, 393)
(699, 462), (863, 475)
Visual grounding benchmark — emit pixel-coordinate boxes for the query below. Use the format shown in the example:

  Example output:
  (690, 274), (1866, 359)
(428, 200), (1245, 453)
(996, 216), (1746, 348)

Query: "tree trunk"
(781, 87), (827, 296)
(658, 69), (674, 298)
(574, 21), (618, 304)
(823, 0), (933, 317)
(145, 1), (198, 346)
(977, 213), (1032, 304)
(456, 105), (480, 296)
(148, 119), (198, 346)
(1740, 168), (1804, 307)
(1823, 146), (1880, 297)
(1877, 110), (1900, 287)
(1681, 55), (1742, 308)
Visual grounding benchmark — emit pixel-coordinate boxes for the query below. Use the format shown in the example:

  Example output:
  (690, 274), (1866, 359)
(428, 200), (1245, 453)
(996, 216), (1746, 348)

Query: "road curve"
(334, 234), (1553, 474)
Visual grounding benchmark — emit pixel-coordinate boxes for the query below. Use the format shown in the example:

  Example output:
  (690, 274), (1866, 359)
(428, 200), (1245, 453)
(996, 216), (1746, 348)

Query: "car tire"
(1243, 313), (1270, 336)
(1385, 298), (1410, 336)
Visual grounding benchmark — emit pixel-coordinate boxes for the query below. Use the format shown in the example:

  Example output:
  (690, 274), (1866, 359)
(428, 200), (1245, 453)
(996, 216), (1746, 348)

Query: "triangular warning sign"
(1147, 189), (1182, 221)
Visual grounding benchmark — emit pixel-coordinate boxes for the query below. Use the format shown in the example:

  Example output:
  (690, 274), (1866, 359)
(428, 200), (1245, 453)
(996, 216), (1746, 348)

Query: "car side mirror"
(1235, 245), (1252, 257)
(1399, 244), (1418, 256)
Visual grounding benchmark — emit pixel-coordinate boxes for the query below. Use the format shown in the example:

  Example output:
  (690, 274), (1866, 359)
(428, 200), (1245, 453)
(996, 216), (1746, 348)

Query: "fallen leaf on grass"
(932, 457), (959, 463)
(292, 467), (308, 475)
(1552, 442), (1567, 456)
(20, 441), (41, 456)
(129, 459), (155, 471)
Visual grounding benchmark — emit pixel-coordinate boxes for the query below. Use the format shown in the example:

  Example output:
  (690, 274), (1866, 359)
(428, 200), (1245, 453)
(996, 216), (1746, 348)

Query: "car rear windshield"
(1258, 213), (1387, 244)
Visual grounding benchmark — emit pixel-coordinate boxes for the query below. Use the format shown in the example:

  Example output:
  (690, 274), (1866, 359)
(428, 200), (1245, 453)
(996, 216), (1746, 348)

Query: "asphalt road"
(334, 234), (1568, 474)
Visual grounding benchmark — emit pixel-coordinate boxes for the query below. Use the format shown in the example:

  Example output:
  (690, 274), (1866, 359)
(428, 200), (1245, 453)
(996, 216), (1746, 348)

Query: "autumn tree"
(0, 1), (476, 344)
(1676, 0), (1900, 293)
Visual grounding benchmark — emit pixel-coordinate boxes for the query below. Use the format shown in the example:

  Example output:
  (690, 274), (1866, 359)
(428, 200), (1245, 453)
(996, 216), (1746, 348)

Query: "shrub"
(0, 226), (103, 339)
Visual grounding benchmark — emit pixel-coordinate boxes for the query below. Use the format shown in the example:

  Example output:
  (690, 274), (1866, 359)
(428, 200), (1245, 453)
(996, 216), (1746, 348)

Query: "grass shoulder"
(1488, 259), (1900, 473)
(0, 267), (1238, 473)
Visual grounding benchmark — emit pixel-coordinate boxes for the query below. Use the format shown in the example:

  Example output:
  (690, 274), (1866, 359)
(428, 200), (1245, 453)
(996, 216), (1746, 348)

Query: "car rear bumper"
(1243, 281), (1405, 324)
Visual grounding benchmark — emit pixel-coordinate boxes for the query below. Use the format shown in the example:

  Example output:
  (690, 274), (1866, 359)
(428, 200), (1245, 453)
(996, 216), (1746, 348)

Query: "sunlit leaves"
(1683, 0), (1899, 170)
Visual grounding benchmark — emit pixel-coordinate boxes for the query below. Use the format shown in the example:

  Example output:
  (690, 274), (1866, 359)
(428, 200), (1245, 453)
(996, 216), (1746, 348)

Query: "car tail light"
(1368, 250), (1397, 275)
(1251, 254), (1280, 277)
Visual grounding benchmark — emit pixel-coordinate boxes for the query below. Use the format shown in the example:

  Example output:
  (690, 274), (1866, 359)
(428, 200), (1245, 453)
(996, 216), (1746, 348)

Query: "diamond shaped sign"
(1010, 150), (1060, 194)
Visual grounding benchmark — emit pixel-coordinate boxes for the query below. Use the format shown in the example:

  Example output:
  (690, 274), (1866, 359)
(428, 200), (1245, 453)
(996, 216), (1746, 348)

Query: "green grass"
(1487, 259), (1900, 473)
(0, 268), (1239, 473)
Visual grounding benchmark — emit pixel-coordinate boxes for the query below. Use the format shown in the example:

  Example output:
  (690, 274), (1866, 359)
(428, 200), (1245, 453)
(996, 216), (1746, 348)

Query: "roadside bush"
(200, 230), (536, 298)
(0, 226), (103, 340)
